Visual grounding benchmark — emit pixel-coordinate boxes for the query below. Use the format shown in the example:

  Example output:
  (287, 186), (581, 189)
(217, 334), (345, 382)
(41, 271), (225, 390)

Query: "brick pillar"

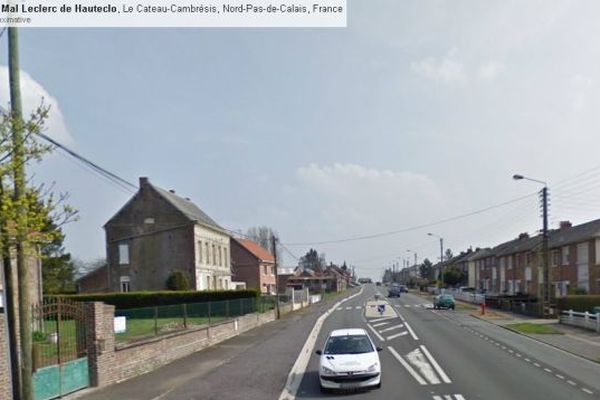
(85, 302), (116, 387)
(0, 312), (13, 400)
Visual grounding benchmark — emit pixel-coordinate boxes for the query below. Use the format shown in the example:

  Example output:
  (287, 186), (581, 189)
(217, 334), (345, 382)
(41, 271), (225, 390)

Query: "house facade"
(104, 177), (232, 292)
(230, 238), (276, 294)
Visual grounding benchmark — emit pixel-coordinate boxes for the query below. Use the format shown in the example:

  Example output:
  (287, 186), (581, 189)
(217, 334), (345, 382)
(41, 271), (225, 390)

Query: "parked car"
(316, 328), (382, 393)
(433, 294), (455, 310)
(399, 285), (408, 293)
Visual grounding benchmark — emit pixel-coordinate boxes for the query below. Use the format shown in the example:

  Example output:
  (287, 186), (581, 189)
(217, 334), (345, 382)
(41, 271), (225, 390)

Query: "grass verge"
(505, 322), (563, 335)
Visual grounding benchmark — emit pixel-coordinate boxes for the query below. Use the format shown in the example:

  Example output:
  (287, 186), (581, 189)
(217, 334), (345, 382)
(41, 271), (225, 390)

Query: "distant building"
(231, 238), (276, 294)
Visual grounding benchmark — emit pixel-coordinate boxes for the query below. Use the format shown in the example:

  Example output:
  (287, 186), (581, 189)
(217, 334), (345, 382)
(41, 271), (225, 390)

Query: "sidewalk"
(472, 308), (600, 363)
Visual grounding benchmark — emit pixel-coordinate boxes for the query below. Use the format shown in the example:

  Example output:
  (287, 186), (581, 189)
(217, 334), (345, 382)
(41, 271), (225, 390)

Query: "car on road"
(388, 285), (401, 297)
(316, 328), (382, 393)
(398, 284), (408, 293)
(433, 294), (455, 310)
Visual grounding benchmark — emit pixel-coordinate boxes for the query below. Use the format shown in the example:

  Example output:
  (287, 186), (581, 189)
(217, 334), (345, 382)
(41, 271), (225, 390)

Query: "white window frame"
(118, 243), (130, 265)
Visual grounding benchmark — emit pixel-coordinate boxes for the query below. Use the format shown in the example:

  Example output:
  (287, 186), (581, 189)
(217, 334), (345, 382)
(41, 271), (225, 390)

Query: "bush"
(556, 295), (600, 312)
(50, 289), (261, 310)
(166, 271), (190, 291)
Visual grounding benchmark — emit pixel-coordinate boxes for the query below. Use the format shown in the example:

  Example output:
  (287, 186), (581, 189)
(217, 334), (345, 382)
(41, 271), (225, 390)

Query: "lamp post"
(513, 174), (551, 317)
(428, 233), (444, 284)
(407, 249), (418, 267)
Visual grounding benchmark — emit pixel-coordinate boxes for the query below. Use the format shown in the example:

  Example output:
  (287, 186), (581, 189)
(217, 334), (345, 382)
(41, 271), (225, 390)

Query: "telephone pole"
(9, 27), (33, 400)
(271, 234), (280, 319)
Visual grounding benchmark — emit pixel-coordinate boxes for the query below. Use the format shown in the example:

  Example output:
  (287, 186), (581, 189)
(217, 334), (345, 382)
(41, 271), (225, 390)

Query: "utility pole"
(9, 27), (33, 400)
(542, 187), (551, 316)
(271, 234), (280, 319)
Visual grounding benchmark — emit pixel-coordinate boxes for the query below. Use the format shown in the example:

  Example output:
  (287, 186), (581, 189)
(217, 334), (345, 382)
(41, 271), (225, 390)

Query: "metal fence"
(560, 310), (600, 333)
(114, 296), (276, 343)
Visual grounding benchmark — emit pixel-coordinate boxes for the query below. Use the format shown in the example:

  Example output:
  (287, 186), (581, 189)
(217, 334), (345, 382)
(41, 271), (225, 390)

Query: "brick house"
(104, 177), (232, 292)
(230, 238), (276, 294)
(76, 265), (109, 293)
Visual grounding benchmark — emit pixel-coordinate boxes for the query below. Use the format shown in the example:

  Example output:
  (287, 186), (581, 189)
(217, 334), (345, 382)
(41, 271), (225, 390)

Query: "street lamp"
(428, 232), (445, 285)
(406, 249), (418, 267)
(513, 173), (550, 316)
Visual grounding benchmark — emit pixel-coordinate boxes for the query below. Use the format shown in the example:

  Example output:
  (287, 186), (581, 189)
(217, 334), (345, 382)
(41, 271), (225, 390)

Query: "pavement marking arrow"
(388, 346), (427, 385)
(407, 348), (441, 385)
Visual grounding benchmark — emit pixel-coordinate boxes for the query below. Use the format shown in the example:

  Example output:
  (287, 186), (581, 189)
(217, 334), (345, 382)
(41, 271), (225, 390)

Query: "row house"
(230, 238), (276, 294)
(470, 219), (600, 298)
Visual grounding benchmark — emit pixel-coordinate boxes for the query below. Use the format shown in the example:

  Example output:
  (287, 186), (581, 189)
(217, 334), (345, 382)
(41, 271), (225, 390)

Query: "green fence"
(114, 296), (276, 343)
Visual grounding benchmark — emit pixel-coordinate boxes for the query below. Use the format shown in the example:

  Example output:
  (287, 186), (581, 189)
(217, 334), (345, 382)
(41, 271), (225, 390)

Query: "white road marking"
(404, 321), (419, 340)
(567, 380), (577, 386)
(398, 312), (406, 322)
(346, 307), (352, 310)
(380, 324), (404, 333)
(366, 324), (386, 342)
(389, 346), (427, 385)
(556, 374), (565, 380)
(407, 348), (441, 385)
(420, 345), (452, 384)
(533, 362), (541, 367)
(544, 368), (552, 373)
(524, 358), (531, 362)
(454, 395), (466, 400)
(387, 331), (409, 340)
(336, 308), (342, 311)
(516, 353), (522, 357)
(582, 388), (593, 395)
(369, 316), (394, 323)
(277, 287), (364, 400)
(355, 306), (362, 309)
(405, 305), (411, 308)
(372, 322), (390, 327)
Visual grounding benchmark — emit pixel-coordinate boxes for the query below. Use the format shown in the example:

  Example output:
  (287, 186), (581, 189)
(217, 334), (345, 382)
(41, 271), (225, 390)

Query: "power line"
(282, 192), (538, 246)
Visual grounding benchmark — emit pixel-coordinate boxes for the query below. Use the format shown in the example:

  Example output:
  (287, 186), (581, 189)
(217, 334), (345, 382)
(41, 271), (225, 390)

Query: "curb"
(470, 314), (600, 365)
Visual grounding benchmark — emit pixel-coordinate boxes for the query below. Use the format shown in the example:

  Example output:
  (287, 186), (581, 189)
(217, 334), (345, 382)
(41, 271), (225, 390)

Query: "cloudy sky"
(2, 1), (600, 280)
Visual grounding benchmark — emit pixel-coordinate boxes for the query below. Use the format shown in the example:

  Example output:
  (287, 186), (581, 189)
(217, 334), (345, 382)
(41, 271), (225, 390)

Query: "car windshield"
(324, 335), (374, 355)
(441, 295), (454, 300)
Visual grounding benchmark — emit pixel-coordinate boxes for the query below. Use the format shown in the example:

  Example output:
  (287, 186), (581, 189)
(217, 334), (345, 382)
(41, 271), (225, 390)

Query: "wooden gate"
(32, 298), (89, 400)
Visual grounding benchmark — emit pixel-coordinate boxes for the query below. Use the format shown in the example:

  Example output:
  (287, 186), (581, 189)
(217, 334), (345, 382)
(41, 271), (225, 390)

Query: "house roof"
(465, 248), (493, 261)
(549, 218), (600, 248)
(152, 184), (223, 231)
(75, 264), (107, 283)
(494, 234), (542, 257)
(234, 238), (275, 263)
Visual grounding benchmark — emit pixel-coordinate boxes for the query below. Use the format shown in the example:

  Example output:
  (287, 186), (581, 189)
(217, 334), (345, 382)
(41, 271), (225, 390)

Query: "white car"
(315, 328), (382, 393)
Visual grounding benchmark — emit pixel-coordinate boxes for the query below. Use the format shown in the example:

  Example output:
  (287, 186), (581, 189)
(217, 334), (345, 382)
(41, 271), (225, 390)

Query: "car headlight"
(321, 366), (335, 375)
(367, 363), (379, 373)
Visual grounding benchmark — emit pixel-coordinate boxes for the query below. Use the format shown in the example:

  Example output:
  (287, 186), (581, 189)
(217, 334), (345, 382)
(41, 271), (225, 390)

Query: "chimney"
(518, 232), (529, 240)
(559, 221), (572, 229)
(169, 189), (176, 194)
(139, 177), (149, 188)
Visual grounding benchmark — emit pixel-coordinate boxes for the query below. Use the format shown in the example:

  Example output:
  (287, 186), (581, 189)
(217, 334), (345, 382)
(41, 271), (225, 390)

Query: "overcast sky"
(2, 1), (600, 280)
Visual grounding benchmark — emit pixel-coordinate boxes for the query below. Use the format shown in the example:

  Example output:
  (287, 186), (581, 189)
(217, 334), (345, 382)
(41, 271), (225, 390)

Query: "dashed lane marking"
(583, 388), (593, 395)
(405, 321), (419, 340)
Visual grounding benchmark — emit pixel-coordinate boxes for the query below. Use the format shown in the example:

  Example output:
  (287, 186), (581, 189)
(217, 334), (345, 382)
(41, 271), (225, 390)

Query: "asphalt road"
(295, 284), (600, 400)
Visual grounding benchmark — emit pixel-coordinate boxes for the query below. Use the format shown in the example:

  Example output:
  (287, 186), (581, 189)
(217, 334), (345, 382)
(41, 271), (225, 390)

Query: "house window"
(205, 243), (210, 265)
(206, 276), (211, 290)
(224, 247), (228, 267)
(212, 244), (216, 265)
(551, 250), (559, 266)
(507, 256), (513, 270)
(596, 239), (600, 265)
(264, 265), (268, 275)
(198, 241), (203, 263)
(120, 276), (130, 293)
(224, 280), (229, 290)
(118, 243), (130, 265)
(526, 252), (533, 265)
(562, 246), (570, 265)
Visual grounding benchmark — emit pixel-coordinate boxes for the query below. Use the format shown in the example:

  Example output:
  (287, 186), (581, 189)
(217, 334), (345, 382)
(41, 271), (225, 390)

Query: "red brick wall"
(0, 312), (13, 400)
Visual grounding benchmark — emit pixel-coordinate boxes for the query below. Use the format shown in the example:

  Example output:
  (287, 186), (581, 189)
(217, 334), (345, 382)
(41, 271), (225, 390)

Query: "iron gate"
(32, 298), (89, 400)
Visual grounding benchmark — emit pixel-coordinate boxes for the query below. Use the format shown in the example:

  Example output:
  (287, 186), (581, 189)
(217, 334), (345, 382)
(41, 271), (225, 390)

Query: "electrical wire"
(282, 192), (538, 246)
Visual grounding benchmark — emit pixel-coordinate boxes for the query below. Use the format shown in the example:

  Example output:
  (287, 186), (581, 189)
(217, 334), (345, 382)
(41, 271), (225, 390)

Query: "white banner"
(1, 0), (346, 27)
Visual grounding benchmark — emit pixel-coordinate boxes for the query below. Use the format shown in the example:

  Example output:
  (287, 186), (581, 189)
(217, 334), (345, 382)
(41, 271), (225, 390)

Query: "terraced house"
(104, 177), (232, 292)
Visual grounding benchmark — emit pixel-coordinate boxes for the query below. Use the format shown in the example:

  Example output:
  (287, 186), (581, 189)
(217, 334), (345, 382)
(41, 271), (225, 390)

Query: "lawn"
(505, 323), (563, 335)
(455, 302), (478, 310)
(115, 316), (230, 342)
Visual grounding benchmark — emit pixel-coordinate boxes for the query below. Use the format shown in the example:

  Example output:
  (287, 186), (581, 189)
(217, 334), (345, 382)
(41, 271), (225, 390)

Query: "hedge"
(49, 289), (261, 310)
(555, 295), (600, 313)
